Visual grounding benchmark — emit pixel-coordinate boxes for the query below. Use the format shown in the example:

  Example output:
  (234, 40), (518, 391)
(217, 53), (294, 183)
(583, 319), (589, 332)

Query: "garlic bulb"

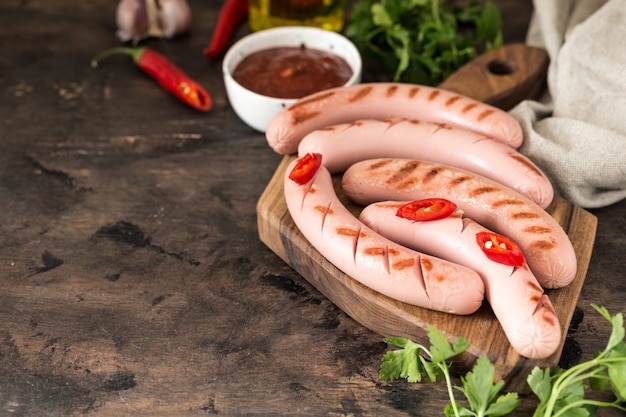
(116, 0), (191, 43)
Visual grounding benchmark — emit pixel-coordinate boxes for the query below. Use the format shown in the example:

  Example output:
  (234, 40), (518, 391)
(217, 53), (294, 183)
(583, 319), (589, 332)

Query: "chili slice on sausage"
(396, 198), (457, 221)
(476, 231), (526, 267)
(289, 153), (323, 185)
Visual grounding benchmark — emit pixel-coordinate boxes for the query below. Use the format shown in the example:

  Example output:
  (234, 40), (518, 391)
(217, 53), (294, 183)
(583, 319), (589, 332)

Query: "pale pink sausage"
(266, 82), (524, 155)
(284, 157), (485, 314)
(360, 202), (562, 359)
(342, 158), (577, 289)
(298, 118), (554, 208)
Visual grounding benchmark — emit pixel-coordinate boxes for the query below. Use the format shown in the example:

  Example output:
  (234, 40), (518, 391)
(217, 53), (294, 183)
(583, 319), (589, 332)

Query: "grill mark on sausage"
(408, 86), (420, 98)
(445, 95), (462, 107)
(318, 125), (337, 132)
(530, 238), (557, 250)
(336, 227), (359, 237)
(477, 109), (495, 121)
(289, 91), (335, 110)
(524, 225), (552, 234)
(364, 247), (385, 256)
(428, 90), (440, 101)
(306, 184), (317, 194)
(527, 278), (544, 294)
(385, 161), (421, 185)
(434, 274), (446, 282)
(334, 226), (361, 263)
(423, 167), (444, 184)
(462, 103), (478, 113)
(491, 199), (525, 208)
(541, 312), (557, 327)
(469, 186), (500, 198)
(421, 257), (433, 271)
(398, 178), (420, 190)
(509, 153), (543, 176)
(349, 85), (374, 103)
(368, 159), (393, 171)
(386, 85), (399, 97)
(292, 110), (321, 125)
(392, 257), (415, 270)
(512, 212), (541, 219)
(449, 175), (473, 187)
(363, 246), (390, 274)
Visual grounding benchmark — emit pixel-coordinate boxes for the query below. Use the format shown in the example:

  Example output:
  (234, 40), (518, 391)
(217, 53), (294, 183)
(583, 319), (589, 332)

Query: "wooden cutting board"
(256, 44), (598, 392)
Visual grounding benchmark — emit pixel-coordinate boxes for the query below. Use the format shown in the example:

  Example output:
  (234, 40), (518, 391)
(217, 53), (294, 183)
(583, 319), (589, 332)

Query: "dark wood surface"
(0, 1), (624, 416)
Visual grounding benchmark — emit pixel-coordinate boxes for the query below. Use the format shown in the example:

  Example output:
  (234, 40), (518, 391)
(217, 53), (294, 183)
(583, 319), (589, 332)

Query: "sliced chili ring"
(476, 231), (526, 267)
(396, 198), (457, 222)
(288, 153), (323, 185)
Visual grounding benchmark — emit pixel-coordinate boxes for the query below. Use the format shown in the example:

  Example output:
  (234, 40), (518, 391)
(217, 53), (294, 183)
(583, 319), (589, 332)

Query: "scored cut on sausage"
(297, 117), (554, 208)
(284, 156), (486, 315)
(266, 82), (524, 155)
(360, 202), (562, 359)
(342, 158), (578, 289)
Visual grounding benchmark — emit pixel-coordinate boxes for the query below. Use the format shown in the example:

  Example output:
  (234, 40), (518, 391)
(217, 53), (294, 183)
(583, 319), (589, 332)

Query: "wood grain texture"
(438, 43), (549, 110)
(257, 155), (597, 392)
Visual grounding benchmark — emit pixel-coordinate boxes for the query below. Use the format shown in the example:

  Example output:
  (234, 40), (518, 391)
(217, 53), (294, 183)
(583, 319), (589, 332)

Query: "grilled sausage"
(360, 202), (562, 359)
(342, 158), (577, 289)
(284, 155), (486, 314)
(298, 118), (553, 208)
(266, 82), (524, 155)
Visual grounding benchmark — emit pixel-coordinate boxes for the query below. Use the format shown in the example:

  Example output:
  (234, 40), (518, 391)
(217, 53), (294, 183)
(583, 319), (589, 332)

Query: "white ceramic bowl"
(222, 26), (362, 132)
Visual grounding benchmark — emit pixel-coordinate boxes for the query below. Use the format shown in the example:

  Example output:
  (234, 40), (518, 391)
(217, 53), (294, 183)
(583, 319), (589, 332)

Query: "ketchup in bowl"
(222, 26), (361, 132)
(231, 45), (353, 99)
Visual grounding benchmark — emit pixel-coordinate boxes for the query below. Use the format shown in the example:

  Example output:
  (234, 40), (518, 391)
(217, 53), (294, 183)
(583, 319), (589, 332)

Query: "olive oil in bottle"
(248, 0), (344, 32)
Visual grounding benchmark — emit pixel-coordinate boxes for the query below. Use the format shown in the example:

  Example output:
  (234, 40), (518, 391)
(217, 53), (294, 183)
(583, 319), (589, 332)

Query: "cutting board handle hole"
(487, 59), (516, 76)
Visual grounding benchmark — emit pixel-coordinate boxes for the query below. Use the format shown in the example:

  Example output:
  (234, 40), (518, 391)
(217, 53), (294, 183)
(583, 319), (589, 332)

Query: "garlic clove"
(116, 0), (150, 43)
(156, 0), (192, 39)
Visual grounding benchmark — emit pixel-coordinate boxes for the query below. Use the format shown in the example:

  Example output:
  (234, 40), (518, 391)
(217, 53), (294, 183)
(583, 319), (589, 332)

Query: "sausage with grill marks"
(297, 117), (553, 208)
(266, 82), (524, 155)
(360, 202), (562, 359)
(342, 158), (577, 289)
(284, 155), (486, 314)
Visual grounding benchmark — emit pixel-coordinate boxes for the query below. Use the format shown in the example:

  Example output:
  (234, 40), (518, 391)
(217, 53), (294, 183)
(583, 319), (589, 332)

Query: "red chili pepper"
(476, 231), (526, 267)
(289, 153), (323, 185)
(91, 47), (212, 112)
(203, 0), (249, 59)
(396, 198), (458, 222)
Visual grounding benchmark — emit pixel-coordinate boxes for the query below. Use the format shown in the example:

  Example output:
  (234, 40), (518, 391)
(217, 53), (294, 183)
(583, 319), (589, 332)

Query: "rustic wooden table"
(1, 1), (624, 416)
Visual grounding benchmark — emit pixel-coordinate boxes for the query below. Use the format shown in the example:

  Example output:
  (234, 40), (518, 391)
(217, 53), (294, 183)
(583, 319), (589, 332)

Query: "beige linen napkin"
(510, 0), (626, 208)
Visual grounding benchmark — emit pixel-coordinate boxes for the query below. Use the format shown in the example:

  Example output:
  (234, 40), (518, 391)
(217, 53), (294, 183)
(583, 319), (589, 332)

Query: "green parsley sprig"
(344, 0), (503, 86)
(379, 304), (626, 416)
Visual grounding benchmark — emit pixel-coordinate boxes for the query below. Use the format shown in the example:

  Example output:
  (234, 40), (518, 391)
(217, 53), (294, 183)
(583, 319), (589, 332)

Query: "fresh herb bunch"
(344, 0), (503, 86)
(380, 304), (626, 416)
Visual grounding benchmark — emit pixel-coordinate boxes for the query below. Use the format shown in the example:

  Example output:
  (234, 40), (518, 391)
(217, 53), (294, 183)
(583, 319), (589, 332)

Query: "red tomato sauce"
(231, 45), (353, 99)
